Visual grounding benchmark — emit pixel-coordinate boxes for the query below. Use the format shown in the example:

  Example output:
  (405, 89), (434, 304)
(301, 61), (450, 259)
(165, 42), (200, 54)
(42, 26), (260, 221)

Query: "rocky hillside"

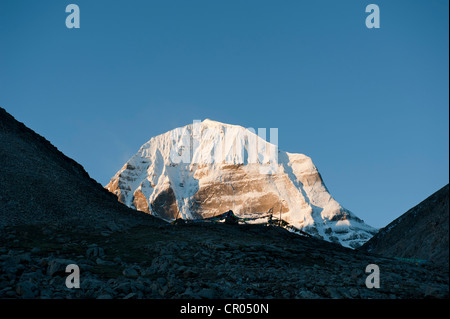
(360, 184), (449, 268)
(106, 119), (376, 248)
(0, 106), (161, 230)
(0, 220), (448, 300)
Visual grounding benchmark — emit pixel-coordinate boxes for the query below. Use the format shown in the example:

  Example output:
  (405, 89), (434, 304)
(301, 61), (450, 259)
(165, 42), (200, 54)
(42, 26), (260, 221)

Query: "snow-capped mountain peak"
(106, 119), (377, 248)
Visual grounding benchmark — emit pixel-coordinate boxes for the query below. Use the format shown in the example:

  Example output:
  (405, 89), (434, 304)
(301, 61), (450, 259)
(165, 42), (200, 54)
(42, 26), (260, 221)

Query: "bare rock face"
(360, 184), (449, 268)
(106, 119), (377, 248)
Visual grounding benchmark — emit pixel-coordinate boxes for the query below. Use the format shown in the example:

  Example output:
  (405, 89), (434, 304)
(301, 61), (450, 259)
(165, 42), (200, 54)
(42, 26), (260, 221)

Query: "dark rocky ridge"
(0, 106), (162, 229)
(360, 184), (449, 268)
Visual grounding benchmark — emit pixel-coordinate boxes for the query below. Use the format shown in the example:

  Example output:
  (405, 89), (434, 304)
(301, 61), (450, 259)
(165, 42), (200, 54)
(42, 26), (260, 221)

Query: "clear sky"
(1, 0), (448, 228)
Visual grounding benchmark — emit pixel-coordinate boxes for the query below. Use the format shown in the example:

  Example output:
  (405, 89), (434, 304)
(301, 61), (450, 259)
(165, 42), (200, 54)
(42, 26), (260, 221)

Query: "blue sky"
(0, 0), (448, 228)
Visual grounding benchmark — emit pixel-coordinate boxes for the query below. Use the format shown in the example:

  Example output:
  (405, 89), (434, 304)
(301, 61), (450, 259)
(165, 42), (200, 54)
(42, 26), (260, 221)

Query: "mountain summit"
(106, 119), (376, 248)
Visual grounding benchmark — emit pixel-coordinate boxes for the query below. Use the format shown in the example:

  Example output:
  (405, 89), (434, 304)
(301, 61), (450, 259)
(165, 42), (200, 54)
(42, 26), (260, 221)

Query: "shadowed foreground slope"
(360, 184), (449, 268)
(0, 106), (162, 230)
(0, 221), (448, 299)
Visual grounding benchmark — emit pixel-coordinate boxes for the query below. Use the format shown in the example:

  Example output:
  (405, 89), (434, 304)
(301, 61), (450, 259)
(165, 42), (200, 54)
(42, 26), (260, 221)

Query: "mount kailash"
(106, 119), (377, 248)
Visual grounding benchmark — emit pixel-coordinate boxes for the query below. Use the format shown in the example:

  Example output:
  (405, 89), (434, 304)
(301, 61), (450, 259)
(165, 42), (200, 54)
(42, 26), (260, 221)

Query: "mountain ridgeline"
(360, 184), (449, 268)
(0, 106), (160, 230)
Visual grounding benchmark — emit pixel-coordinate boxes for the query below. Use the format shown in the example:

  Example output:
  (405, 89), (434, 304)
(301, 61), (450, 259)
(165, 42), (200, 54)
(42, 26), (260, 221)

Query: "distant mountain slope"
(360, 184), (449, 267)
(0, 106), (160, 229)
(106, 119), (376, 248)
